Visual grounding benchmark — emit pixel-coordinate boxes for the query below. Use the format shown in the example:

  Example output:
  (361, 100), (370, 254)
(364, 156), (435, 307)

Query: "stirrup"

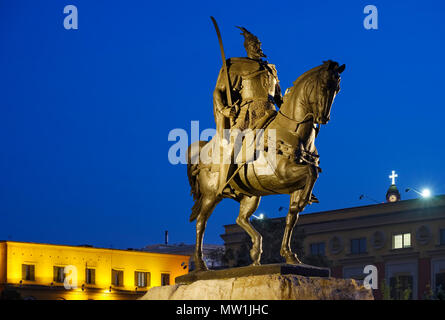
(310, 194), (319, 203)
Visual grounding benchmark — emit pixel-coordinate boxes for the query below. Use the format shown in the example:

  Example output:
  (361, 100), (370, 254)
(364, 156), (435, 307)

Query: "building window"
(135, 271), (150, 288)
(161, 273), (170, 286)
(390, 275), (413, 300)
(86, 268), (96, 285)
(392, 233), (411, 249)
(22, 264), (35, 281)
(310, 242), (325, 256)
(436, 272), (445, 293)
(350, 238), (367, 254)
(53, 266), (65, 283)
(440, 229), (445, 245)
(112, 269), (124, 287)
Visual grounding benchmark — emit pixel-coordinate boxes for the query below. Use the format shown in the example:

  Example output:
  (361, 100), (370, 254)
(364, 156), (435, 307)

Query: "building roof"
(0, 240), (191, 258)
(221, 195), (445, 240)
(142, 243), (224, 256)
(225, 195), (445, 227)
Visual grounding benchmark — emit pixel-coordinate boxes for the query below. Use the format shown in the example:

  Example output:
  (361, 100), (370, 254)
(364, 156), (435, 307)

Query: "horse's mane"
(279, 60), (342, 124)
(282, 63), (325, 105)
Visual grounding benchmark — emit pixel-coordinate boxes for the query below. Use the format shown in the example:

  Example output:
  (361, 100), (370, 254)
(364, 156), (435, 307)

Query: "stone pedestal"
(140, 274), (373, 300)
(176, 263), (330, 284)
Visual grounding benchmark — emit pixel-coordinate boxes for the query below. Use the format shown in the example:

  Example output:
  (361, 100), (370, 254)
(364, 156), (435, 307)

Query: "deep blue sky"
(1, 0), (444, 249)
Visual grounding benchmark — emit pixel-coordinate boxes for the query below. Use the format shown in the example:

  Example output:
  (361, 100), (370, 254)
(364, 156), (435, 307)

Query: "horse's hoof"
(285, 255), (302, 265)
(194, 260), (209, 272)
(250, 261), (261, 267)
(250, 248), (262, 265)
(285, 256), (301, 264)
(281, 251), (302, 265)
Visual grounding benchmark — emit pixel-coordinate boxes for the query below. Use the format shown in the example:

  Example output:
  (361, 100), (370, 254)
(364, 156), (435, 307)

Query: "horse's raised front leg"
(194, 195), (218, 271)
(236, 196), (262, 266)
(280, 190), (303, 264)
(280, 164), (318, 264)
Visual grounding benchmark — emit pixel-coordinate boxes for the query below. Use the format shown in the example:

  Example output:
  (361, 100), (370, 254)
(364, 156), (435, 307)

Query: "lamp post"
(359, 194), (380, 204)
(405, 187), (432, 198)
(252, 213), (265, 220)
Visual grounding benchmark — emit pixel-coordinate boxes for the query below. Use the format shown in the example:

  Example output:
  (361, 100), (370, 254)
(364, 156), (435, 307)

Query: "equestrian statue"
(187, 18), (345, 271)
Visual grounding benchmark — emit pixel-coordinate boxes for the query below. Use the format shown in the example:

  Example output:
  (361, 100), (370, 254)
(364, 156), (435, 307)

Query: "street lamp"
(422, 189), (431, 198)
(359, 194), (380, 204)
(405, 187), (432, 198)
(252, 213), (265, 220)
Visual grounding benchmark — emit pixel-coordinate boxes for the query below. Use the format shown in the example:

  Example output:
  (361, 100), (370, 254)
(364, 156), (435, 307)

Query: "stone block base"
(140, 274), (373, 300)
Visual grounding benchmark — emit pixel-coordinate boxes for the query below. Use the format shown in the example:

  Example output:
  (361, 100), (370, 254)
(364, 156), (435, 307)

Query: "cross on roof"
(389, 170), (398, 185)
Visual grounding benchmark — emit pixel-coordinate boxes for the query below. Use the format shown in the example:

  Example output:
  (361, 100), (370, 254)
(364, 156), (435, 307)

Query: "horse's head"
(306, 60), (345, 124)
(281, 60), (345, 125)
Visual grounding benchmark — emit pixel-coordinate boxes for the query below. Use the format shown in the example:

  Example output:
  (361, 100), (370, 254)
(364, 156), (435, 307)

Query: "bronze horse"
(187, 60), (345, 271)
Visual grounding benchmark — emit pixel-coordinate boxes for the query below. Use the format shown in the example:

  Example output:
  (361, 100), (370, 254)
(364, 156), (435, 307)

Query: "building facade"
(0, 241), (189, 300)
(221, 195), (445, 299)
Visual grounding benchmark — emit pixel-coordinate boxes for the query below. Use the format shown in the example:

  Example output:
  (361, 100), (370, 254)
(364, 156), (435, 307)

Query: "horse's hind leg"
(236, 196), (262, 266)
(194, 195), (218, 271)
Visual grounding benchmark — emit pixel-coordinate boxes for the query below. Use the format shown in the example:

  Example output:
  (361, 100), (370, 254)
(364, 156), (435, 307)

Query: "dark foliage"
(224, 218), (331, 268)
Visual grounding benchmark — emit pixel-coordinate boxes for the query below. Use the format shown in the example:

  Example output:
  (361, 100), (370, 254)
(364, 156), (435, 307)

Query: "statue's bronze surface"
(187, 18), (344, 271)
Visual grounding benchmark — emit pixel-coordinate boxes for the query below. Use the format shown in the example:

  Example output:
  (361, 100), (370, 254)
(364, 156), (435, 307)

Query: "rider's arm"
(213, 69), (227, 115)
(213, 68), (240, 118)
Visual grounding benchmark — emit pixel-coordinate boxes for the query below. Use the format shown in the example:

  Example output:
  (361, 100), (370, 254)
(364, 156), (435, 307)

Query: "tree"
(207, 247), (225, 269)
(223, 218), (288, 267)
(0, 288), (22, 300)
(224, 217), (331, 267)
(303, 254), (332, 268)
(423, 284), (445, 300)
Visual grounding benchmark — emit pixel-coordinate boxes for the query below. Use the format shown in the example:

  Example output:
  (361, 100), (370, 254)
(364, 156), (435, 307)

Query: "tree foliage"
(223, 217), (331, 268)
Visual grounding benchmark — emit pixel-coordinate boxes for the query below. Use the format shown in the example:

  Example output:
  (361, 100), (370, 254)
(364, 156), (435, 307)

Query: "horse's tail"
(187, 141), (208, 222)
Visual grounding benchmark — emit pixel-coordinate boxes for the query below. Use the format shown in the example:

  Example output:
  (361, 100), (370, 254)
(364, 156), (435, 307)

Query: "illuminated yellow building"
(0, 241), (189, 300)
